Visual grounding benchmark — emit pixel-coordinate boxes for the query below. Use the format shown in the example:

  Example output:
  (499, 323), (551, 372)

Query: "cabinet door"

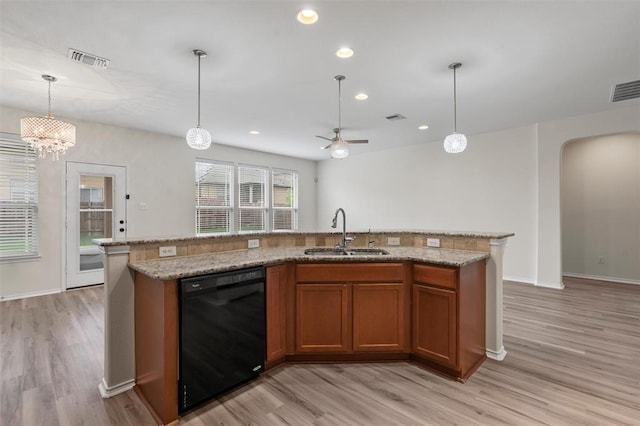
(266, 265), (287, 364)
(353, 283), (407, 352)
(296, 284), (351, 353)
(412, 284), (457, 366)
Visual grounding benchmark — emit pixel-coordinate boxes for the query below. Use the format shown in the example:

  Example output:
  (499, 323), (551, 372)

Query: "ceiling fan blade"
(320, 144), (333, 150)
(315, 135), (333, 142)
(345, 139), (369, 144)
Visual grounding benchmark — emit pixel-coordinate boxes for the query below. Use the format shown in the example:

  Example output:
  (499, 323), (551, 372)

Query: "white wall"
(317, 105), (640, 286)
(317, 125), (539, 282)
(0, 105), (317, 299)
(537, 106), (640, 288)
(561, 133), (640, 283)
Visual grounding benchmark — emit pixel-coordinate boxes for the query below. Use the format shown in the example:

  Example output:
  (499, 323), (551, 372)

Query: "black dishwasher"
(178, 266), (265, 413)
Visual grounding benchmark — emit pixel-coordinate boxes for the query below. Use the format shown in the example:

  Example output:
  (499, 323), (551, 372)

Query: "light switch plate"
(248, 239), (260, 249)
(427, 238), (441, 248)
(159, 246), (177, 257)
(387, 237), (400, 246)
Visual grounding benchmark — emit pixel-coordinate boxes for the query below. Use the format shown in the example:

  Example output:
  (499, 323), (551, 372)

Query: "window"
(272, 169), (298, 231)
(238, 166), (268, 233)
(0, 133), (38, 259)
(195, 161), (298, 234)
(195, 161), (233, 235)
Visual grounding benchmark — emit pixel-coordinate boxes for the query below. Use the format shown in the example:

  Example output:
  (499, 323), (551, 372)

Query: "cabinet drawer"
(296, 263), (403, 283)
(413, 264), (457, 289)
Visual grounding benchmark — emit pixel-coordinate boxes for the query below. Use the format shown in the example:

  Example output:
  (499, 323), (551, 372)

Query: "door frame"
(64, 161), (128, 289)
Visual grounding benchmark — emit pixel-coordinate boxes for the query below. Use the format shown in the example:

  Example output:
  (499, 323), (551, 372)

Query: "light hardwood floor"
(1, 277), (639, 425)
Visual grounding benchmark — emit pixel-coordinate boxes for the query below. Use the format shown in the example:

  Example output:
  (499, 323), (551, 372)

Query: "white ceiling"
(1, 1), (639, 160)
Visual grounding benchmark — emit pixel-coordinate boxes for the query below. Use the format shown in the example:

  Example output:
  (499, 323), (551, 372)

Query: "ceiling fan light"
(443, 132), (467, 154)
(330, 141), (349, 159)
(186, 126), (212, 150)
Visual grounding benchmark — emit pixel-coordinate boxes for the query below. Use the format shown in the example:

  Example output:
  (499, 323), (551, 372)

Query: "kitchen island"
(96, 230), (512, 424)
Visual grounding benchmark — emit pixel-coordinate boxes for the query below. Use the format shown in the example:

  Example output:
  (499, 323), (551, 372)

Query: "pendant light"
(443, 62), (467, 154)
(186, 49), (211, 150)
(20, 74), (76, 160)
(330, 75), (349, 159)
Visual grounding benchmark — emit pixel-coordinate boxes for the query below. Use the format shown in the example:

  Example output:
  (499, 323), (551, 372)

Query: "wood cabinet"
(296, 283), (351, 352)
(412, 284), (457, 364)
(295, 263), (407, 354)
(353, 283), (407, 352)
(412, 261), (486, 381)
(266, 265), (287, 365)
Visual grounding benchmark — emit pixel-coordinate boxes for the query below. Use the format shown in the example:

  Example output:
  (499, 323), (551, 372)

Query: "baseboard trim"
(99, 377), (135, 399)
(535, 281), (565, 290)
(0, 288), (61, 302)
(563, 273), (640, 286)
(486, 346), (508, 361)
(503, 276), (536, 285)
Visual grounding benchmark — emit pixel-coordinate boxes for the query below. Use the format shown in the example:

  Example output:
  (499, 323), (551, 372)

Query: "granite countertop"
(95, 230), (514, 247)
(128, 246), (490, 281)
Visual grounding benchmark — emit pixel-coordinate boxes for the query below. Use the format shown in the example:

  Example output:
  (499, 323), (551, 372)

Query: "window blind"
(0, 134), (38, 259)
(272, 169), (298, 231)
(195, 161), (233, 234)
(238, 166), (267, 232)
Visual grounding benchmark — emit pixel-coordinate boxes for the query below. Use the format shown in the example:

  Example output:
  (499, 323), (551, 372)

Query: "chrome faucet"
(331, 208), (354, 249)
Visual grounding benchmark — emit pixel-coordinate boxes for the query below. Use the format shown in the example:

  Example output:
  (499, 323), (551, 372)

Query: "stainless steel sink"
(304, 248), (389, 256)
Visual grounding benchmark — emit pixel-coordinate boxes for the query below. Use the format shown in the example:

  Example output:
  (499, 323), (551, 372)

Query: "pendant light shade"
(20, 75), (76, 160)
(186, 49), (211, 150)
(444, 62), (467, 154)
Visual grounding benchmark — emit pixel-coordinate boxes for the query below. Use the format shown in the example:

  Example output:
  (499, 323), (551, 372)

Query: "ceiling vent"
(611, 80), (640, 102)
(385, 113), (407, 121)
(67, 48), (110, 69)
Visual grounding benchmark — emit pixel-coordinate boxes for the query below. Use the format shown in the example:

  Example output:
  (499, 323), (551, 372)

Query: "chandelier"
(20, 75), (76, 160)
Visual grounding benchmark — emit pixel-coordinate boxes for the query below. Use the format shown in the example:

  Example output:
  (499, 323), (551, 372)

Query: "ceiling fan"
(316, 75), (368, 158)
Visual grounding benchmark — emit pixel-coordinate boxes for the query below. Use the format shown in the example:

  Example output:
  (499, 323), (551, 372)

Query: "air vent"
(611, 80), (640, 102)
(67, 48), (110, 69)
(385, 113), (407, 121)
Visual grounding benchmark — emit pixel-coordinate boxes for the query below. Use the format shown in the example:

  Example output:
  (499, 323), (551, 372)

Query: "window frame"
(271, 168), (299, 232)
(237, 164), (269, 234)
(0, 132), (39, 261)
(195, 160), (234, 236)
(194, 160), (299, 234)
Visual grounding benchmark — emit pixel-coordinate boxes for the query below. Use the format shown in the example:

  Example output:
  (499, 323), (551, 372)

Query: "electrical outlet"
(159, 246), (177, 257)
(248, 239), (260, 249)
(387, 237), (400, 246)
(427, 238), (441, 248)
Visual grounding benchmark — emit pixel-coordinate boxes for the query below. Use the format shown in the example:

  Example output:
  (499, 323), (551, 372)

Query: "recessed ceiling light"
(336, 47), (354, 58)
(249, 130), (260, 135)
(297, 9), (318, 24)
(418, 125), (429, 130)
(355, 93), (368, 100)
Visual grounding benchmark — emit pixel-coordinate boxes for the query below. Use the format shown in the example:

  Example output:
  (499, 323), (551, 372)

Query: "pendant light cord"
(47, 79), (52, 117)
(337, 78), (342, 134)
(197, 53), (201, 127)
(452, 66), (457, 133)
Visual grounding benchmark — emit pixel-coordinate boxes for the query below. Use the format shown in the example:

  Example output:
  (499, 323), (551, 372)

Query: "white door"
(66, 162), (127, 289)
